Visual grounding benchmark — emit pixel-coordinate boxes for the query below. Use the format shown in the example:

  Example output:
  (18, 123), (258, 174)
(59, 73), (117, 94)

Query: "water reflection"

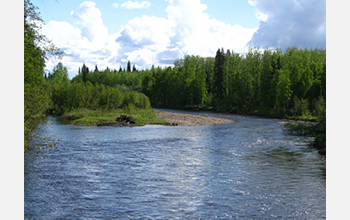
(25, 115), (325, 219)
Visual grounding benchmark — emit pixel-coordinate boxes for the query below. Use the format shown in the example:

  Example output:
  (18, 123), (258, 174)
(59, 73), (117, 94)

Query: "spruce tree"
(82, 63), (89, 82)
(127, 61), (131, 72)
(213, 48), (225, 101)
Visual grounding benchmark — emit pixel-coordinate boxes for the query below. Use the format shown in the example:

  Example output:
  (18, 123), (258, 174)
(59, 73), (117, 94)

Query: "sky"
(31, 0), (326, 78)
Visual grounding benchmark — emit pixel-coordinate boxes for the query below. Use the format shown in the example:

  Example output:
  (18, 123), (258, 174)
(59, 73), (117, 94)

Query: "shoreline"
(59, 110), (233, 127)
(156, 112), (233, 126)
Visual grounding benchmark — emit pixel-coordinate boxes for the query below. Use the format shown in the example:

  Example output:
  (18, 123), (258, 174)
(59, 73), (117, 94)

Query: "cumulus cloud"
(166, 0), (212, 55)
(116, 0), (256, 67)
(70, 1), (108, 42)
(42, 1), (120, 78)
(43, 0), (257, 75)
(121, 1), (151, 9)
(117, 15), (172, 48)
(247, 0), (326, 49)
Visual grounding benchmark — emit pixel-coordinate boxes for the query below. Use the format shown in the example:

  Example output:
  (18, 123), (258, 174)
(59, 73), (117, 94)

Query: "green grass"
(61, 108), (167, 126)
(285, 115), (318, 122)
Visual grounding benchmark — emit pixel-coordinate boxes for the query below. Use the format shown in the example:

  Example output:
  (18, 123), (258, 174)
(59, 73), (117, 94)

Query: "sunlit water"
(25, 111), (325, 219)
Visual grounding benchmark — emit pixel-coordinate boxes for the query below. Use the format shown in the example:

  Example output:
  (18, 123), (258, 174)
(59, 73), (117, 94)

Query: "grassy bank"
(283, 117), (326, 155)
(182, 105), (319, 122)
(60, 108), (168, 126)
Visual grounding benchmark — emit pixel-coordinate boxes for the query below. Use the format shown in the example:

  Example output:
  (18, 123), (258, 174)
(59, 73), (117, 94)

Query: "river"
(24, 110), (326, 219)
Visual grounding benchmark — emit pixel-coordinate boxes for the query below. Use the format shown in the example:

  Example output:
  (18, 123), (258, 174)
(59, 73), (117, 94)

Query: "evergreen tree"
(82, 63), (89, 83)
(127, 61), (131, 72)
(213, 48), (225, 102)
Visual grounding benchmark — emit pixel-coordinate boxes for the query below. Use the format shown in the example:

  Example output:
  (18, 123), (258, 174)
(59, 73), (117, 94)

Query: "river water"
(24, 111), (326, 219)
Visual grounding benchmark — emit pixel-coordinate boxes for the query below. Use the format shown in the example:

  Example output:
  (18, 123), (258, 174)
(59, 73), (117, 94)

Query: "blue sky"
(31, 0), (326, 78)
(33, 0), (259, 34)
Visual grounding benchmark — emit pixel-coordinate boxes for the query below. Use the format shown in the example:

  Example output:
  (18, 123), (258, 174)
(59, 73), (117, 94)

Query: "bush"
(314, 133), (326, 155)
(50, 82), (151, 114)
(283, 122), (315, 136)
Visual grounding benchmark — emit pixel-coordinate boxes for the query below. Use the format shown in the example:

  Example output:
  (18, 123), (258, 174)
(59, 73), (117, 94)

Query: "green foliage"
(276, 69), (292, 112)
(81, 63), (89, 83)
(283, 122), (316, 136)
(24, 0), (61, 147)
(213, 48), (225, 101)
(284, 107), (326, 154)
(47, 62), (69, 84)
(49, 80), (151, 115)
(61, 108), (166, 126)
(24, 83), (51, 140)
(70, 48), (325, 120)
(292, 96), (310, 117)
(314, 133), (326, 155)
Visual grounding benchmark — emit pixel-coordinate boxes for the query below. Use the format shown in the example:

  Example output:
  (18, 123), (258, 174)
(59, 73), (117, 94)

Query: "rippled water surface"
(25, 111), (326, 219)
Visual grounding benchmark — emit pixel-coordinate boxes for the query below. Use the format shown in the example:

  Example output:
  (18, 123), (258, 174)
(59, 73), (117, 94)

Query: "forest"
(24, 0), (325, 153)
(70, 47), (326, 120)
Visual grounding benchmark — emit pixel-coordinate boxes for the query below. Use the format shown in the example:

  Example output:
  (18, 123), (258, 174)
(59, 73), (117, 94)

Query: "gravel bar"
(157, 112), (233, 126)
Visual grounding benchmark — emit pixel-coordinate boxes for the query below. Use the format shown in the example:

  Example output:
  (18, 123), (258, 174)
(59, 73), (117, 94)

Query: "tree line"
(72, 47), (326, 118)
(46, 64), (150, 115)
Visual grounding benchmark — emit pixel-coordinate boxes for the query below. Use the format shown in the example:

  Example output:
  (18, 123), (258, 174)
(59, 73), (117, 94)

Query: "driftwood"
(116, 115), (136, 124)
(96, 115), (137, 127)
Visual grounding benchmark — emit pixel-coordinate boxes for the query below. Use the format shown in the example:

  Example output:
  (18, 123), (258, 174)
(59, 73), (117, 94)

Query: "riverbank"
(157, 112), (233, 126)
(171, 105), (319, 122)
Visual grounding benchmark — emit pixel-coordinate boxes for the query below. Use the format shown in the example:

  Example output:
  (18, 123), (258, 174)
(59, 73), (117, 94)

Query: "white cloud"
(165, 0), (256, 55)
(114, 15), (174, 68)
(125, 48), (158, 67)
(43, 0), (258, 76)
(121, 1), (151, 9)
(247, 0), (326, 49)
(42, 1), (121, 78)
(112, 3), (119, 8)
(117, 15), (172, 49)
(210, 19), (257, 53)
(116, 0), (256, 67)
(166, 0), (212, 55)
(70, 1), (108, 42)
(43, 21), (82, 47)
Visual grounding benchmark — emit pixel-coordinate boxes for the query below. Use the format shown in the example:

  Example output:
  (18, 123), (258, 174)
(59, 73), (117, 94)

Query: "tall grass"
(61, 108), (167, 126)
